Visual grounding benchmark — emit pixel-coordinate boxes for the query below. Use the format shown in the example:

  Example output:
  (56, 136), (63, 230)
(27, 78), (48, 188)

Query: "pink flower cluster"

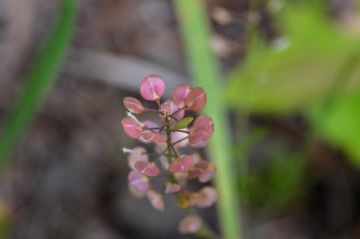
(121, 74), (217, 234)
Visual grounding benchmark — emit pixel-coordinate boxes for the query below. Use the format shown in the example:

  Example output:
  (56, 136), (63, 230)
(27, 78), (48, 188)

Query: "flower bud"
(123, 97), (144, 114)
(172, 84), (190, 108)
(140, 74), (165, 101)
(121, 118), (143, 139)
(185, 87), (207, 112)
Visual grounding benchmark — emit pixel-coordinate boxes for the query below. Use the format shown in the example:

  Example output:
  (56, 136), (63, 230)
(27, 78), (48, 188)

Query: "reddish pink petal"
(172, 84), (190, 108)
(142, 131), (167, 143)
(188, 160), (208, 179)
(178, 215), (202, 234)
(128, 171), (149, 192)
(168, 156), (193, 173)
(123, 97), (144, 114)
(196, 186), (217, 208)
(128, 147), (148, 170)
(165, 182), (181, 193)
(135, 162), (160, 176)
(185, 87), (207, 112)
(140, 74), (165, 101)
(147, 190), (165, 211)
(121, 118), (143, 138)
(199, 163), (216, 183)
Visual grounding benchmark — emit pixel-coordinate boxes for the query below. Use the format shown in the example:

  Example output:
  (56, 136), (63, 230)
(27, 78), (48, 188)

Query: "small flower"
(123, 97), (144, 114)
(160, 100), (184, 121)
(135, 161), (160, 176)
(168, 156), (193, 173)
(178, 215), (202, 234)
(140, 74), (165, 101)
(147, 190), (165, 211)
(121, 118), (143, 139)
(185, 87), (207, 112)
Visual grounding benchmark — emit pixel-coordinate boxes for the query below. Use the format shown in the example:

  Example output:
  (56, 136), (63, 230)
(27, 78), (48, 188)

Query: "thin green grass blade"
(173, 1), (242, 238)
(0, 0), (77, 167)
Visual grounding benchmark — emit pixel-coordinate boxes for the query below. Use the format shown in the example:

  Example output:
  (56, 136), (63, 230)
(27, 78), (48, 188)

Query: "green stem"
(165, 115), (177, 184)
(173, 1), (242, 239)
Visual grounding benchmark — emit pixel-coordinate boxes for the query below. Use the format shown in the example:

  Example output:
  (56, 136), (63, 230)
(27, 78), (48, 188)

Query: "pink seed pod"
(178, 215), (202, 234)
(165, 182), (181, 193)
(128, 171), (149, 193)
(142, 131), (167, 143)
(147, 190), (165, 211)
(128, 146), (148, 170)
(168, 156), (193, 173)
(135, 161), (160, 176)
(172, 84), (191, 108)
(191, 140), (208, 148)
(199, 163), (216, 183)
(196, 186), (217, 208)
(140, 74), (165, 101)
(123, 97), (144, 114)
(185, 87), (207, 112)
(121, 118), (143, 139)
(194, 115), (214, 141)
(188, 160), (208, 179)
(138, 120), (159, 144)
(189, 115), (214, 144)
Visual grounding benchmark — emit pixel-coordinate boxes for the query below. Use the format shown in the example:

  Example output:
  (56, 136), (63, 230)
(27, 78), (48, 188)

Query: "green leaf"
(226, 2), (360, 114)
(0, 0), (77, 168)
(173, 117), (193, 130)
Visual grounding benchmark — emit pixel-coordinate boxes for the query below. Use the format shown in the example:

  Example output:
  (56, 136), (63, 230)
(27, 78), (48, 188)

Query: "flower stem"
(165, 115), (177, 183)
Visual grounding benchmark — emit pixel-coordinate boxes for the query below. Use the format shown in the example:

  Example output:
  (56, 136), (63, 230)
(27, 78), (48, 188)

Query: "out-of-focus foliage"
(309, 85), (360, 165)
(226, 1), (360, 113)
(0, 0), (77, 166)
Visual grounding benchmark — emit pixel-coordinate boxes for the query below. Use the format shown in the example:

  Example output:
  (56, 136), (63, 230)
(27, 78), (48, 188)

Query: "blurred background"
(1, 0), (360, 238)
